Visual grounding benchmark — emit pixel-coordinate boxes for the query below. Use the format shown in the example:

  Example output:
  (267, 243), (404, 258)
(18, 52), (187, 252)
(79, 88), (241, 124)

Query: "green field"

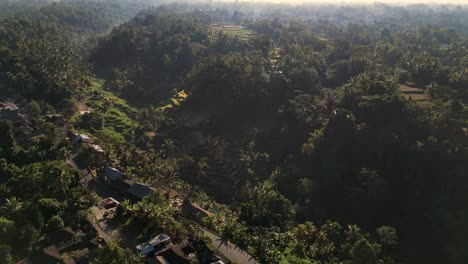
(71, 78), (137, 144)
(211, 23), (254, 41)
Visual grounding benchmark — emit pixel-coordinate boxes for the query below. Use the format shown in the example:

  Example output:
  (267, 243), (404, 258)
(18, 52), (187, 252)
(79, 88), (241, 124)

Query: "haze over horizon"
(219, 0), (467, 5)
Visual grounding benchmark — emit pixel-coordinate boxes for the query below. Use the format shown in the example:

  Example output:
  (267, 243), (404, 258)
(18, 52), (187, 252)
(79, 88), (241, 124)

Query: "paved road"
(199, 228), (257, 264)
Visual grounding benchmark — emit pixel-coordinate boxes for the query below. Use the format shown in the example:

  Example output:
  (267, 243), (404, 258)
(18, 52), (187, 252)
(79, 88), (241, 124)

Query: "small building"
(34, 245), (64, 264)
(46, 114), (64, 125)
(179, 199), (213, 223)
(0, 102), (19, 121)
(127, 182), (155, 200)
(109, 179), (134, 195)
(79, 110), (92, 115)
(136, 233), (171, 257)
(76, 134), (90, 143)
(155, 256), (170, 264)
(69, 131), (90, 144)
(89, 144), (104, 154)
(47, 227), (76, 251)
(155, 245), (190, 264)
(23, 244), (77, 264)
(102, 166), (124, 182)
(100, 197), (120, 209)
(148, 233), (171, 248)
(136, 242), (155, 256)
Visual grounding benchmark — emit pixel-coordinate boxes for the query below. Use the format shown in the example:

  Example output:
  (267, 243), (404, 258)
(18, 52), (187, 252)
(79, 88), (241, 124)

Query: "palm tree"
(345, 224), (362, 242)
(294, 221), (318, 255)
(120, 200), (134, 217)
(322, 91), (337, 116)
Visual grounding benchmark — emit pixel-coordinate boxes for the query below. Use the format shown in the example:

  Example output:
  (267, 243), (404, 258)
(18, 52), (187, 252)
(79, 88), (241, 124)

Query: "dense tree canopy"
(0, 1), (467, 264)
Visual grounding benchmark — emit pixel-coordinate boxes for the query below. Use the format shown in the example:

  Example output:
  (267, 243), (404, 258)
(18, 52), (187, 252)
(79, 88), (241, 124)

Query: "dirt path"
(88, 207), (113, 244)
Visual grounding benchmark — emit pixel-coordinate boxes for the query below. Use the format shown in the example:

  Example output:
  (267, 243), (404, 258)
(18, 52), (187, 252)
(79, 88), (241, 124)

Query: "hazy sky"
(228, 0), (467, 4)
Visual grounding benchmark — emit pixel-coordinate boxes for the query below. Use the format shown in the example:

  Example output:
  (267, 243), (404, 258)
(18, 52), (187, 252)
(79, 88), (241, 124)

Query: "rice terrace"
(399, 84), (431, 104)
(211, 23), (254, 41)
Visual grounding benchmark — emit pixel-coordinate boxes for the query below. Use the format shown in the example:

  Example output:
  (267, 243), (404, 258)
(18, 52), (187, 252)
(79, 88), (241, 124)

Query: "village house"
(19, 244), (75, 264)
(18, 227), (85, 264)
(155, 256), (170, 264)
(79, 110), (92, 115)
(0, 102), (19, 121)
(47, 227), (77, 251)
(102, 166), (125, 182)
(100, 197), (120, 209)
(19, 226), (105, 264)
(179, 199), (214, 223)
(154, 244), (190, 264)
(45, 114), (64, 126)
(136, 233), (171, 256)
(108, 178), (135, 196)
(89, 144), (105, 154)
(68, 131), (90, 145)
(75, 134), (90, 144)
(148, 233), (171, 248)
(128, 182), (155, 200)
(136, 242), (155, 256)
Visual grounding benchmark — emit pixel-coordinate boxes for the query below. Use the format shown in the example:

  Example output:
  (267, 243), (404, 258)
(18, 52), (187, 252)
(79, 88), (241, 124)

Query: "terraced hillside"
(399, 84), (431, 105)
(71, 79), (137, 144)
(211, 23), (254, 41)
